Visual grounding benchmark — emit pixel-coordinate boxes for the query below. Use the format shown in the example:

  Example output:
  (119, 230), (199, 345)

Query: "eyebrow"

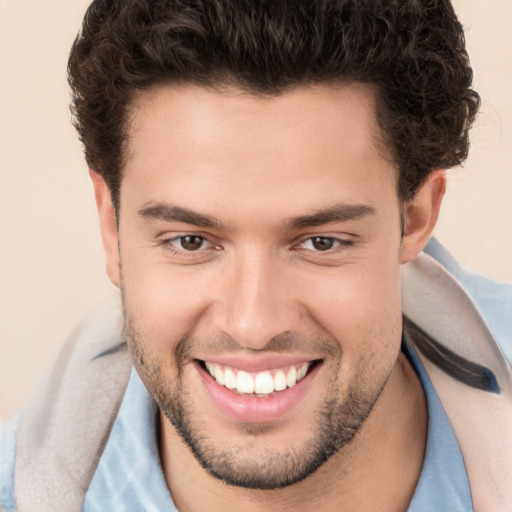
(139, 203), (223, 229)
(138, 201), (376, 230)
(288, 203), (376, 229)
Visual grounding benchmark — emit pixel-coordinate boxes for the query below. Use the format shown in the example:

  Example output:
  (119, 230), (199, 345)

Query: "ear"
(90, 169), (121, 288)
(400, 170), (446, 264)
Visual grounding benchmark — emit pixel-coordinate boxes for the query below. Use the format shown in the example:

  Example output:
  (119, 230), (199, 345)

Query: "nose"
(212, 250), (301, 350)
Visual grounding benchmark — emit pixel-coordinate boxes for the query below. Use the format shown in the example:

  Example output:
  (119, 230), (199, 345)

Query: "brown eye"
(311, 237), (335, 251)
(180, 235), (205, 251)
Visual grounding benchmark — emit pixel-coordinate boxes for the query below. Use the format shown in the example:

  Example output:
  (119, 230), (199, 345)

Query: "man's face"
(115, 83), (406, 488)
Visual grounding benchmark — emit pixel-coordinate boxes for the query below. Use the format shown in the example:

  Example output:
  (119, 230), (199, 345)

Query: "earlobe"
(90, 170), (121, 288)
(400, 170), (446, 264)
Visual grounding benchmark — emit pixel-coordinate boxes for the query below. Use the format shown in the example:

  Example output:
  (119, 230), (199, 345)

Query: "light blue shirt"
(2, 239), (510, 511)
(0, 415), (20, 511)
(82, 345), (473, 511)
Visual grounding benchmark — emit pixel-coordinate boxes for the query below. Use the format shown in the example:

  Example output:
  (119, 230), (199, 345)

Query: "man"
(1, 1), (511, 511)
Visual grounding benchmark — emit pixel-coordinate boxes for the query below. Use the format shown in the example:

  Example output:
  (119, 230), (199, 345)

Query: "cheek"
(301, 258), (402, 355)
(121, 256), (214, 344)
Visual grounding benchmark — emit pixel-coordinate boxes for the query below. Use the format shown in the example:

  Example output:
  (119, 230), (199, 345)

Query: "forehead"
(127, 82), (386, 162)
(122, 83), (397, 221)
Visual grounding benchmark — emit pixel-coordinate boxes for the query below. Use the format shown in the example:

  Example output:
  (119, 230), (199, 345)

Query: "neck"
(160, 352), (427, 512)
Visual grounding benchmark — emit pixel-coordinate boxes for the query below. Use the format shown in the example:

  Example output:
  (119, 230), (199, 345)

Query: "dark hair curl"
(68, 0), (480, 210)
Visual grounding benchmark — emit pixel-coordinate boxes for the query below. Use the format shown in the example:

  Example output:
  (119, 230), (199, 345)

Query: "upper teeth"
(204, 361), (311, 396)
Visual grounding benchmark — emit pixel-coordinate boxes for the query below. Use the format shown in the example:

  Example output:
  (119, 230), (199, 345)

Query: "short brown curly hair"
(68, 0), (480, 211)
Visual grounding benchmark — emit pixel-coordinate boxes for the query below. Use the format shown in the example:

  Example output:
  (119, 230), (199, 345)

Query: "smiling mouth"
(199, 360), (321, 397)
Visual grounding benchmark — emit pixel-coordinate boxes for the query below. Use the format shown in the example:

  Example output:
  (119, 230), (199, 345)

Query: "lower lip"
(195, 361), (321, 423)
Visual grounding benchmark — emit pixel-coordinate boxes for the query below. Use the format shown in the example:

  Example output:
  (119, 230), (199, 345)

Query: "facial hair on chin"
(123, 302), (389, 490)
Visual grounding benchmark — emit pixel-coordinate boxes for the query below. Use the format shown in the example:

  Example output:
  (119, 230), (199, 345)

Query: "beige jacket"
(12, 252), (512, 512)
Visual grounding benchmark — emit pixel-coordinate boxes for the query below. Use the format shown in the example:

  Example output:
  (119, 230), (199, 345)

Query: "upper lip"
(193, 354), (321, 373)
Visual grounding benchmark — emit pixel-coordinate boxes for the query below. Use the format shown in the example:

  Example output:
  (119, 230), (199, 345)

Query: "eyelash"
(295, 236), (352, 252)
(159, 235), (218, 258)
(158, 234), (353, 258)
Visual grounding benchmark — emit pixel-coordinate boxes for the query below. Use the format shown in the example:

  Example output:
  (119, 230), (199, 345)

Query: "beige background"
(1, 0), (511, 421)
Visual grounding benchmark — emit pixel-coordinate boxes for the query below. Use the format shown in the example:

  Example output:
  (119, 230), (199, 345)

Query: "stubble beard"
(123, 305), (389, 490)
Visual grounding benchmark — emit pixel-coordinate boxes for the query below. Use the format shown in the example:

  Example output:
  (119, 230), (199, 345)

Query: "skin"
(92, 83), (445, 511)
